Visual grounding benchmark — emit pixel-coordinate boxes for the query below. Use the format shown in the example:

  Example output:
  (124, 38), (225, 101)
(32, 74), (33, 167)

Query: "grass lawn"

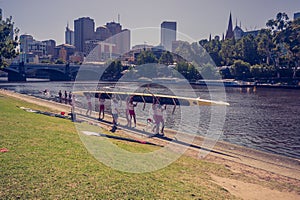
(0, 94), (242, 199)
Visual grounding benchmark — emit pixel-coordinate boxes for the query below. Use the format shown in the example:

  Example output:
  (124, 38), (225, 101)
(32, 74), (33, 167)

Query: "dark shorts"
(100, 105), (104, 110)
(129, 110), (135, 115)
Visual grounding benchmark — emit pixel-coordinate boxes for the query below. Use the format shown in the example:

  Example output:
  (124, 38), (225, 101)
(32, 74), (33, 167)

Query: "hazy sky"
(1, 0), (299, 46)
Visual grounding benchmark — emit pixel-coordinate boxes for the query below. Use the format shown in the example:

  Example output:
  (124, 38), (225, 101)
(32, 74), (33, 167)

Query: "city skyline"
(1, 0), (299, 46)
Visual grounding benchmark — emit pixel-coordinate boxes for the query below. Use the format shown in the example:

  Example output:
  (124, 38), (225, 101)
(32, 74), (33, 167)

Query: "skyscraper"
(106, 22), (122, 36)
(161, 21), (177, 51)
(225, 13), (234, 39)
(95, 21), (130, 55)
(294, 12), (300, 20)
(65, 23), (74, 45)
(74, 17), (95, 53)
(95, 26), (111, 41)
(117, 29), (130, 55)
(20, 34), (34, 53)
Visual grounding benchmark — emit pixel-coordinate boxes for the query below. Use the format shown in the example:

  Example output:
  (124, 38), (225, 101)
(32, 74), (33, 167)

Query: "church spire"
(225, 12), (234, 39)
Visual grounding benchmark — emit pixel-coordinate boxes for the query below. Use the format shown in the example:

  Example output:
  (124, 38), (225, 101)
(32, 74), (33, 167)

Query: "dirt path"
(1, 89), (299, 199)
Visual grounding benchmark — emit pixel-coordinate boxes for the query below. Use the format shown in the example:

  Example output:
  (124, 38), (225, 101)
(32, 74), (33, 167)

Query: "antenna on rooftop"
(118, 14), (120, 23)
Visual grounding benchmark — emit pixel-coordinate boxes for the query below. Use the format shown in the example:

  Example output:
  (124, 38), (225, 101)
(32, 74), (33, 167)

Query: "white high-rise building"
(161, 21), (176, 52)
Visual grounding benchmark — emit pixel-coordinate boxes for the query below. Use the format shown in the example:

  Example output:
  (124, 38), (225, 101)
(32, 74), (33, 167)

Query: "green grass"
(0, 95), (254, 199)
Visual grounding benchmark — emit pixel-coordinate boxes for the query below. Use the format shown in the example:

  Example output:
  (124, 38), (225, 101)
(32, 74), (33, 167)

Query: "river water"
(1, 80), (299, 159)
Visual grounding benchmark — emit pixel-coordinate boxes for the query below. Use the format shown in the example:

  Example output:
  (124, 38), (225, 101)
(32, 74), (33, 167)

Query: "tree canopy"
(136, 50), (158, 65)
(0, 16), (19, 68)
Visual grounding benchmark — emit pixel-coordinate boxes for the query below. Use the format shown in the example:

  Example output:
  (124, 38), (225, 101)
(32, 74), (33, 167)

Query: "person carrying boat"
(127, 96), (137, 128)
(68, 91), (72, 105)
(64, 90), (68, 104)
(85, 93), (92, 116)
(98, 93), (105, 120)
(58, 90), (62, 103)
(111, 96), (120, 132)
(152, 96), (166, 136)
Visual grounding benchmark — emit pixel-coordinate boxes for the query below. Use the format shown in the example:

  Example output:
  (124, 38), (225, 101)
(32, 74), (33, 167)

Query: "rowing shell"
(73, 90), (229, 106)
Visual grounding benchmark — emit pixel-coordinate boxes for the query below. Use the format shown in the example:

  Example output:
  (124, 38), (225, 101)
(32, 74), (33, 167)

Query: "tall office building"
(161, 21), (177, 51)
(95, 26), (111, 41)
(42, 39), (56, 57)
(116, 29), (130, 55)
(74, 17), (95, 53)
(20, 34), (34, 53)
(65, 23), (74, 45)
(94, 21), (130, 55)
(106, 22), (122, 36)
(294, 12), (300, 20)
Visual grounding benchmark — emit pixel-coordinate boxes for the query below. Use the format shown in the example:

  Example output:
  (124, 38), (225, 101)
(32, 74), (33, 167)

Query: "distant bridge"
(1, 62), (108, 81)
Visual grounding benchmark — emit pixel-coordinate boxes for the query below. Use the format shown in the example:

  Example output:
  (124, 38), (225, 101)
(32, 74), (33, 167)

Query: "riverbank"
(0, 89), (299, 199)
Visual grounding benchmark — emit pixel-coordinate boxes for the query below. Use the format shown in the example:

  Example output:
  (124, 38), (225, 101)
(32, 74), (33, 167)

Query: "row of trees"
(134, 50), (203, 81)
(200, 13), (300, 81)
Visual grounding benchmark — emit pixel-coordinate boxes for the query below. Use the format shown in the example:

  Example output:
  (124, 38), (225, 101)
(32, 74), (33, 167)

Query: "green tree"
(175, 61), (201, 81)
(230, 60), (251, 80)
(158, 51), (174, 65)
(200, 39), (222, 66)
(136, 50), (158, 65)
(273, 18), (300, 78)
(219, 38), (235, 66)
(55, 59), (65, 64)
(0, 16), (19, 68)
(175, 61), (188, 78)
(200, 64), (219, 79)
(256, 29), (274, 65)
(250, 64), (276, 79)
(266, 12), (290, 32)
(267, 13), (300, 79)
(234, 35), (259, 65)
(41, 60), (51, 64)
(102, 60), (123, 80)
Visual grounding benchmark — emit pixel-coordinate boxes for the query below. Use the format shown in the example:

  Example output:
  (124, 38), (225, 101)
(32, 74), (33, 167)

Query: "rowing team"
(86, 93), (166, 136)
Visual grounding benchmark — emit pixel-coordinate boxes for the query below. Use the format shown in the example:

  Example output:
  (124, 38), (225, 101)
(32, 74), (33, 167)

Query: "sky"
(1, 0), (299, 47)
